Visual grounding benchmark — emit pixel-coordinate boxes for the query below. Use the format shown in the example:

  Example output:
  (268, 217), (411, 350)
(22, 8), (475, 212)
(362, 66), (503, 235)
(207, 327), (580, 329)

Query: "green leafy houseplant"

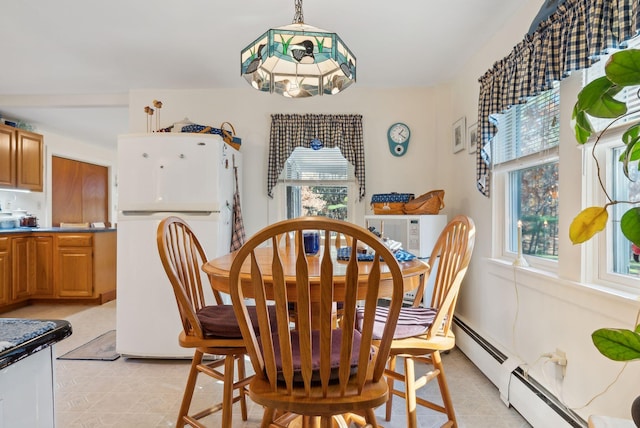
(571, 48), (640, 368)
(571, 48), (640, 245)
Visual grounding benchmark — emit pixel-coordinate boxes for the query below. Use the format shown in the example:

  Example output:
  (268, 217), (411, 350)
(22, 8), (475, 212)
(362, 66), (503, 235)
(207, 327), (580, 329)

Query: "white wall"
(438, 0), (640, 421)
(128, 87), (440, 237)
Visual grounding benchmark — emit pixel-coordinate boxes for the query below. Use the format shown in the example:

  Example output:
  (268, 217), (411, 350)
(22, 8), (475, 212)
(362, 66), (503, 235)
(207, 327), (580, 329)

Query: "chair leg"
(320, 416), (333, 428)
(237, 353), (249, 421)
(177, 350), (204, 428)
(261, 406), (276, 428)
(385, 355), (397, 421)
(433, 351), (457, 427)
(363, 408), (379, 428)
(404, 356), (418, 428)
(221, 354), (236, 428)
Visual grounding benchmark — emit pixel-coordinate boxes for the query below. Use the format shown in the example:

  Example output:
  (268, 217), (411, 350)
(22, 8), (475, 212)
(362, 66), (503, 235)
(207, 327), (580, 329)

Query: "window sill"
(486, 257), (640, 312)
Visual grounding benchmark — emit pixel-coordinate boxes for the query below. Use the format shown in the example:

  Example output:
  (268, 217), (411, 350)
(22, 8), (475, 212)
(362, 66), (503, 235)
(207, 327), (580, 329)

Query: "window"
(583, 36), (640, 132)
(493, 84), (560, 264)
(611, 146), (640, 276)
(278, 146), (356, 222)
(584, 36), (640, 286)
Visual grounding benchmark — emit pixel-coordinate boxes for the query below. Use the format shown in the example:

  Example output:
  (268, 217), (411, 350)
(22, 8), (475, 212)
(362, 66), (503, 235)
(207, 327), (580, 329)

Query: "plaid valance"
(476, 0), (640, 197)
(267, 114), (365, 200)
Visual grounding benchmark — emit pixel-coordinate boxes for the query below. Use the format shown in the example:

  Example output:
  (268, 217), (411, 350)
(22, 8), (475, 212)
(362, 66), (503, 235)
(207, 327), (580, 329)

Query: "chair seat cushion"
(197, 305), (276, 338)
(270, 329), (363, 383)
(357, 306), (437, 340)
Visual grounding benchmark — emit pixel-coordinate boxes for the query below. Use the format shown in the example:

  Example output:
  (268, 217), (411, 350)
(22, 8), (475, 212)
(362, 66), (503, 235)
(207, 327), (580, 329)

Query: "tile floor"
(3, 301), (532, 428)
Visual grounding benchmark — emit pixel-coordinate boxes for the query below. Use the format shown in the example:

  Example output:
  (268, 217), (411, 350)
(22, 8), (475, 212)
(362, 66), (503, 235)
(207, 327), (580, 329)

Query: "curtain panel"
(476, 0), (640, 196)
(267, 113), (366, 200)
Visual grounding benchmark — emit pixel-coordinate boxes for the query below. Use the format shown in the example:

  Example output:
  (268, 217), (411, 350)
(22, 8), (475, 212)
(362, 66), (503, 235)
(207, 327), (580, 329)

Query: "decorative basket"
(370, 193), (415, 215)
(403, 190), (445, 215)
(181, 122), (242, 150)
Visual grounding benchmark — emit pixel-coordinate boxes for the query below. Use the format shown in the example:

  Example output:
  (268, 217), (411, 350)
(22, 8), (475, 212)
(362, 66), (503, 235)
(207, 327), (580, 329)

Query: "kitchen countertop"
(0, 319), (72, 370)
(0, 227), (117, 234)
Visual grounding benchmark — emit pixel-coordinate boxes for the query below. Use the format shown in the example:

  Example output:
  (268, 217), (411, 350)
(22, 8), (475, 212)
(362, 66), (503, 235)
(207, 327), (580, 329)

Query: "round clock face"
(388, 123), (410, 144)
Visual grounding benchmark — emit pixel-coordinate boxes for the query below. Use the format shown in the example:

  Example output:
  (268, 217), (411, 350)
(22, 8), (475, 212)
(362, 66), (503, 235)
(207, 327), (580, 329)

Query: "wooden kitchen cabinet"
(10, 235), (54, 301)
(11, 236), (34, 301)
(0, 126), (16, 188)
(54, 231), (116, 301)
(0, 237), (10, 306)
(0, 230), (116, 312)
(55, 234), (94, 298)
(33, 236), (53, 297)
(0, 123), (43, 192)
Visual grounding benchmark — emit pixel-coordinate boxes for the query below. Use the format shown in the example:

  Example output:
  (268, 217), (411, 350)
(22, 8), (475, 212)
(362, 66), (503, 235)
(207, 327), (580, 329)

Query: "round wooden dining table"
(202, 244), (429, 303)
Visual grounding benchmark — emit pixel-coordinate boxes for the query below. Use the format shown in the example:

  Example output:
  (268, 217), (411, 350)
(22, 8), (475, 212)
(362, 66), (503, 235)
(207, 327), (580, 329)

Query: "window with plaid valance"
(476, 0), (640, 197)
(267, 114), (365, 200)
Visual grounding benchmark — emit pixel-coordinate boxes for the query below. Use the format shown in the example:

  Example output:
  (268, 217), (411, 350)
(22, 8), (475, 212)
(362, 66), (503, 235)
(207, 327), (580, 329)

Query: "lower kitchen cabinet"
(8, 234), (55, 302)
(11, 236), (34, 301)
(33, 236), (53, 297)
(0, 237), (10, 306)
(55, 234), (94, 298)
(54, 232), (116, 301)
(0, 229), (116, 312)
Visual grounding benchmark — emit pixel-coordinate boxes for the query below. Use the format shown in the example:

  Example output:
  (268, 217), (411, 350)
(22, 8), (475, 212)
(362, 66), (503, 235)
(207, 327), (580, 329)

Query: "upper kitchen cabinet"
(0, 123), (44, 192)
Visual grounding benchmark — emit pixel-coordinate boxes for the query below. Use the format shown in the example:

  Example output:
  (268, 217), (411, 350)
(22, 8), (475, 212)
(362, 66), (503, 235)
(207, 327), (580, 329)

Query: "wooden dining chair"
(156, 216), (252, 428)
(379, 215), (476, 428)
(228, 217), (405, 428)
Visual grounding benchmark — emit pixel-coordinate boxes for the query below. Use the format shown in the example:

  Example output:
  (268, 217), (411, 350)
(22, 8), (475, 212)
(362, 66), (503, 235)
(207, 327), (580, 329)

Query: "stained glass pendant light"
(240, 0), (356, 98)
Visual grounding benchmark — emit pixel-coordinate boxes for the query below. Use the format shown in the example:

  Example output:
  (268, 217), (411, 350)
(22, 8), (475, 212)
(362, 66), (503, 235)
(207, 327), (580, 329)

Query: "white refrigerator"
(115, 133), (241, 358)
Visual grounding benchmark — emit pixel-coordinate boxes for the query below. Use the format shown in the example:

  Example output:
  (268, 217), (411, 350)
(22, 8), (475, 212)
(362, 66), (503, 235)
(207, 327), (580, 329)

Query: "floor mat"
(57, 330), (120, 361)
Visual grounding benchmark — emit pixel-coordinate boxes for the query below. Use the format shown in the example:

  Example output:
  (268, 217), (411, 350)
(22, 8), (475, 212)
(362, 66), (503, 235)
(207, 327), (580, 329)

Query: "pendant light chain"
(292, 0), (304, 24)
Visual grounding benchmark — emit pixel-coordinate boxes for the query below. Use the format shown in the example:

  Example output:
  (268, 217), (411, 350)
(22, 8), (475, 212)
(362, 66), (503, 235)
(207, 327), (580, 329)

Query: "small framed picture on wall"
(468, 122), (478, 154)
(452, 117), (466, 153)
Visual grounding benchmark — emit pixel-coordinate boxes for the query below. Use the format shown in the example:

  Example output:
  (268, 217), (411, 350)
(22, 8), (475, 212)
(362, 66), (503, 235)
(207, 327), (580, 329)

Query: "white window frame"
(491, 83), (561, 272)
(580, 39), (640, 293)
(269, 147), (358, 224)
(492, 150), (560, 272)
(585, 130), (640, 293)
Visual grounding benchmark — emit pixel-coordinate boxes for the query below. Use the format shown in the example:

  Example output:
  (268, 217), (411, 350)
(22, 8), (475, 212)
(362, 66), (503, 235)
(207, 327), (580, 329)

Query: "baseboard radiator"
(452, 316), (587, 428)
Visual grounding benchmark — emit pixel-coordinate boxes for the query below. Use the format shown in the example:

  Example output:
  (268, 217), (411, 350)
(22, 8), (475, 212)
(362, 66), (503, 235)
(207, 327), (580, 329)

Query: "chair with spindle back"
(228, 216), (405, 427)
(157, 216), (252, 428)
(373, 215), (476, 428)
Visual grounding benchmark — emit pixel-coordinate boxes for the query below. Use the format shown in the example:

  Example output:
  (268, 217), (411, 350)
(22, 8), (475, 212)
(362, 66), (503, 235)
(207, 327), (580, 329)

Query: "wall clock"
(387, 122), (411, 157)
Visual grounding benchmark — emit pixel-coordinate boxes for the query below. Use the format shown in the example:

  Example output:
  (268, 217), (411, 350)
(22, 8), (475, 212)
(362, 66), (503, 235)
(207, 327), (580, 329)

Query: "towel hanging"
(230, 155), (246, 252)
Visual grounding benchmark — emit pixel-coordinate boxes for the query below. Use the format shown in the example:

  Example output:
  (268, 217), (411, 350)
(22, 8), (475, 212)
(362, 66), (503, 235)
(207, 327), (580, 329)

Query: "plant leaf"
(576, 76), (626, 118)
(622, 123), (640, 146)
(592, 328), (640, 361)
(621, 207), (640, 245)
(619, 136), (640, 178)
(586, 91), (627, 118)
(569, 207), (608, 244)
(576, 77), (614, 110)
(572, 107), (593, 144)
(605, 49), (640, 86)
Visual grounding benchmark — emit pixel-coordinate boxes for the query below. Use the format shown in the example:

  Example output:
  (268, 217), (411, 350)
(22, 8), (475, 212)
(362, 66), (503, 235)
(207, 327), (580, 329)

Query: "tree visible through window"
(512, 163), (559, 258)
(494, 83), (560, 262)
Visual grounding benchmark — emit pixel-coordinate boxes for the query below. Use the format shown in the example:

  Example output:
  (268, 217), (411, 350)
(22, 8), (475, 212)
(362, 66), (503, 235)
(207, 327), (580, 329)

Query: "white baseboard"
(453, 317), (586, 428)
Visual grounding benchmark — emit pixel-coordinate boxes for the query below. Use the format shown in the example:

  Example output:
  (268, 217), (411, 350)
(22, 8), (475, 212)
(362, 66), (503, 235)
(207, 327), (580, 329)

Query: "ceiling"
(0, 0), (532, 149)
